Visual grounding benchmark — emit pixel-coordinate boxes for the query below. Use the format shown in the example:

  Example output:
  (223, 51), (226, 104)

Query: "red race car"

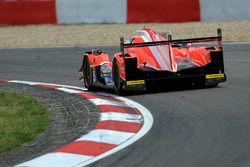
(79, 28), (226, 94)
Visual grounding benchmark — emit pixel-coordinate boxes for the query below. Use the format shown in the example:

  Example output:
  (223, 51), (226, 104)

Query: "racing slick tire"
(83, 57), (94, 90)
(112, 59), (124, 95)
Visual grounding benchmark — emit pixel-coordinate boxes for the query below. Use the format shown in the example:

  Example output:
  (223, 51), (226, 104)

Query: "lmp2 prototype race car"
(79, 28), (226, 94)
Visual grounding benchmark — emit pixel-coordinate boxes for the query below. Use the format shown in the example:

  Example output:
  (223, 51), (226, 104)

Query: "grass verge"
(0, 91), (48, 154)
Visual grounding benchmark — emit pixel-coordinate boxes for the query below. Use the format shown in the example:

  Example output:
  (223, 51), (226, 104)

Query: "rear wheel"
(112, 59), (124, 95)
(83, 58), (93, 90)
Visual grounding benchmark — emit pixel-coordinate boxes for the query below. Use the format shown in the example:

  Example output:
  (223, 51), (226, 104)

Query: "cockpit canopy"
(125, 29), (172, 44)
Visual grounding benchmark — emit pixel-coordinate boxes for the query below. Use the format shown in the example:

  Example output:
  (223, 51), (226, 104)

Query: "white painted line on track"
(223, 41), (250, 45)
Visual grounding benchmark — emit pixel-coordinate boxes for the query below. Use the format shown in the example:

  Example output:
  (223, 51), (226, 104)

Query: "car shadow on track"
(125, 83), (219, 96)
(85, 80), (220, 97)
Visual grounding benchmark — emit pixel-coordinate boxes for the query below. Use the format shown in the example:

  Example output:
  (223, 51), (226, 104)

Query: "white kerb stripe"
(101, 112), (142, 123)
(10, 80), (41, 85)
(90, 98), (131, 107)
(56, 87), (83, 94)
(76, 129), (135, 145)
(9, 80), (88, 91)
(15, 152), (92, 167)
(56, 0), (127, 24)
(42, 83), (87, 91)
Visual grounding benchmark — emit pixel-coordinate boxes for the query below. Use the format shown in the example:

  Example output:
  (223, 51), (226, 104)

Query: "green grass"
(0, 91), (48, 153)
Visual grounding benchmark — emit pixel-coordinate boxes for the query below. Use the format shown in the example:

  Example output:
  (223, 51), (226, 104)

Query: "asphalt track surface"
(1, 43), (250, 167)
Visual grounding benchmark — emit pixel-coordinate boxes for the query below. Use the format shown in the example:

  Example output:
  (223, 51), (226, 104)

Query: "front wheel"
(112, 60), (124, 95)
(83, 58), (93, 90)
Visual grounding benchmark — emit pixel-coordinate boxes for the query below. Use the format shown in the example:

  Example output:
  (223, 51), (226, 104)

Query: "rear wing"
(120, 28), (223, 58)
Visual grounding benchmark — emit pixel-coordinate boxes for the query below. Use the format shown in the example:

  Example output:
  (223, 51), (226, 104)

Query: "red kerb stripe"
(36, 84), (60, 89)
(95, 120), (142, 133)
(98, 105), (141, 115)
(54, 141), (116, 156)
(0, 79), (10, 83)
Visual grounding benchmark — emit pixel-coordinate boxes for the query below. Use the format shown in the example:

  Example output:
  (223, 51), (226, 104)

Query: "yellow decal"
(127, 80), (145, 86)
(206, 74), (225, 79)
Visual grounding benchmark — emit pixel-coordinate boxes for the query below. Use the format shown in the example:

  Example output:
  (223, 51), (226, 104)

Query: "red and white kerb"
(0, 79), (153, 167)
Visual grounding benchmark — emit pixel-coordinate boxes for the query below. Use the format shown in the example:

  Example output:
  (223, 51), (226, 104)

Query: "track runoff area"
(0, 79), (153, 167)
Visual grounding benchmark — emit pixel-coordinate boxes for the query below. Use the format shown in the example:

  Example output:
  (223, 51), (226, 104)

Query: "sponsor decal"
(126, 80), (145, 85)
(206, 73), (225, 79)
